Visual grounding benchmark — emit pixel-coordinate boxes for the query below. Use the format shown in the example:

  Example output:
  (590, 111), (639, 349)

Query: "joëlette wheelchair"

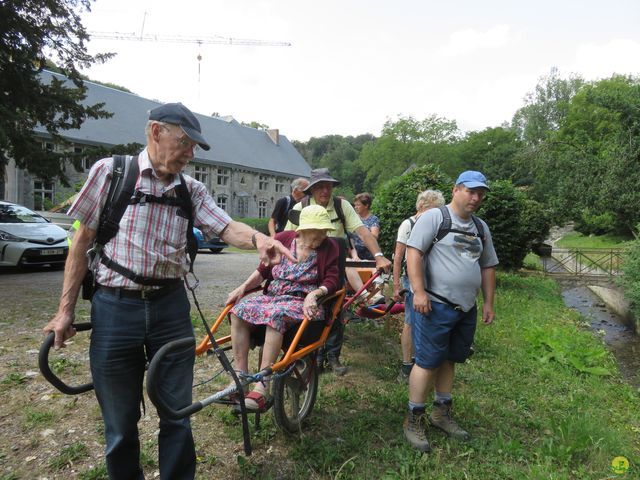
(38, 239), (396, 455)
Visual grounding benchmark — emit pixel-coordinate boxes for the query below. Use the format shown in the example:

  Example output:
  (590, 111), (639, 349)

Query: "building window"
(33, 180), (54, 210)
(258, 199), (268, 218)
(259, 174), (269, 191)
(240, 175), (246, 185)
(216, 194), (228, 211)
(195, 165), (209, 184)
(237, 197), (248, 217)
(42, 142), (55, 152)
(275, 178), (286, 193)
(217, 167), (230, 186)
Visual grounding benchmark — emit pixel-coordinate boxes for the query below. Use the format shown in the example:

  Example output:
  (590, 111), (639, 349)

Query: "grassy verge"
(230, 272), (639, 479)
(556, 232), (633, 249)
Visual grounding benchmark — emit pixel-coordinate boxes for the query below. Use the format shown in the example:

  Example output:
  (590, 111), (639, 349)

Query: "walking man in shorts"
(403, 171), (498, 452)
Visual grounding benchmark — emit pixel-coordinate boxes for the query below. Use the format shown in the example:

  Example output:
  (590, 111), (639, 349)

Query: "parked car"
(0, 201), (69, 267)
(193, 227), (227, 253)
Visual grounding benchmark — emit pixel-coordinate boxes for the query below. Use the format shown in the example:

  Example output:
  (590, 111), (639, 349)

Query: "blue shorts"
(412, 301), (477, 369)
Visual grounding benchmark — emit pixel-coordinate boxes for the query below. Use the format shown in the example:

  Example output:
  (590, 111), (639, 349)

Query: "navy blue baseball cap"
(455, 170), (490, 190)
(149, 102), (211, 151)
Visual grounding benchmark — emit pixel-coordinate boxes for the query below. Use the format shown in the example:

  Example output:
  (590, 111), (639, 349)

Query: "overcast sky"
(79, 0), (640, 142)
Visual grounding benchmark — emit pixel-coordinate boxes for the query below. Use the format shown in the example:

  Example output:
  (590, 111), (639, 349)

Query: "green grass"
(235, 272), (640, 479)
(556, 232), (633, 249)
(49, 442), (89, 470)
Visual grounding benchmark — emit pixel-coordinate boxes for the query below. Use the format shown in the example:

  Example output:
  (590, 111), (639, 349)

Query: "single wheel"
(272, 355), (318, 433)
(209, 248), (223, 253)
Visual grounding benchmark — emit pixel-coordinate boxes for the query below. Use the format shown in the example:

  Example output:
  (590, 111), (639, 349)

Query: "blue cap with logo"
(455, 170), (490, 190)
(149, 102), (211, 151)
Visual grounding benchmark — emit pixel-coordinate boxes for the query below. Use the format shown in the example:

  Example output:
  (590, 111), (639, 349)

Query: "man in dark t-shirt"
(268, 177), (309, 236)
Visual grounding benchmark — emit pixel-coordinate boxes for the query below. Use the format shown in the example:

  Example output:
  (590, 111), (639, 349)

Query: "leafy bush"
(371, 164), (451, 256)
(574, 209), (616, 236)
(234, 217), (269, 234)
(620, 225), (640, 320)
(479, 180), (552, 271)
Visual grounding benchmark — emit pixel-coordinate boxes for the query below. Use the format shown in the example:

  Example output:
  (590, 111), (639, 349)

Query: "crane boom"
(88, 31), (291, 47)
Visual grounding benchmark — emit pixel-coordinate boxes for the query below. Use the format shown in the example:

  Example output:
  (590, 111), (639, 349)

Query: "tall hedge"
(479, 180), (551, 270)
(371, 164), (451, 256)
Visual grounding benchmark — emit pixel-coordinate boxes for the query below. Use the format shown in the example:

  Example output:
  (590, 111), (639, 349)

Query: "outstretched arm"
(220, 221), (296, 266)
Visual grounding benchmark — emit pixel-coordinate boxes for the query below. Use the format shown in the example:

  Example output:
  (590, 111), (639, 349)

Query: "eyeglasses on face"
(159, 124), (200, 152)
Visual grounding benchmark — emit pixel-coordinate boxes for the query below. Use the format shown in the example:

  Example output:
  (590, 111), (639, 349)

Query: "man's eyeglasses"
(160, 125), (200, 152)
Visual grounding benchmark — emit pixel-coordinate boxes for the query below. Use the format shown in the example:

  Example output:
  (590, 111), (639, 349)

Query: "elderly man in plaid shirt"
(43, 103), (293, 480)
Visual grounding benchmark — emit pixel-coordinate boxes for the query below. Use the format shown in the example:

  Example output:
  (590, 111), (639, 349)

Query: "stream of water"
(561, 284), (640, 388)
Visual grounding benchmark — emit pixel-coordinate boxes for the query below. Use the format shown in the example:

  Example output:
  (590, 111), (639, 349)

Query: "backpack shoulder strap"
(332, 196), (347, 233)
(95, 155), (139, 248)
(175, 174), (198, 274)
(471, 214), (486, 245)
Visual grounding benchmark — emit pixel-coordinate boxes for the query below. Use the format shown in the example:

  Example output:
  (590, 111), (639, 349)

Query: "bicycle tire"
(272, 355), (318, 434)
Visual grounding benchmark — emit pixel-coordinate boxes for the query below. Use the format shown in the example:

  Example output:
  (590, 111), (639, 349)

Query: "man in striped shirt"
(43, 103), (293, 480)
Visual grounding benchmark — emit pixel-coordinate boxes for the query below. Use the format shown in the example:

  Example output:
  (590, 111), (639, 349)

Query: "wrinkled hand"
(482, 303), (495, 325)
(413, 290), (431, 315)
(375, 255), (392, 273)
(303, 293), (319, 319)
(43, 312), (77, 350)
(226, 284), (247, 305)
(256, 235), (296, 267)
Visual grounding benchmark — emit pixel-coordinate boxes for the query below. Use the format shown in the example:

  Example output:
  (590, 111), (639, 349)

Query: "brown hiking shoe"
(327, 357), (348, 376)
(403, 409), (431, 452)
(429, 400), (471, 441)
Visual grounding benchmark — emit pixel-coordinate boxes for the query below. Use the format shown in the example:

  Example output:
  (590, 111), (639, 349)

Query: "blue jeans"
(90, 286), (195, 480)
(401, 276), (418, 326)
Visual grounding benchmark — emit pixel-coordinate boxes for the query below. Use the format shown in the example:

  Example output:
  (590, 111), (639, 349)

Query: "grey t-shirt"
(406, 205), (499, 311)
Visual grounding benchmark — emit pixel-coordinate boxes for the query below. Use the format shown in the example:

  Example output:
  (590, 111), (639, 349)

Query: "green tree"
(512, 67), (584, 145)
(0, 0), (112, 184)
(357, 115), (460, 191)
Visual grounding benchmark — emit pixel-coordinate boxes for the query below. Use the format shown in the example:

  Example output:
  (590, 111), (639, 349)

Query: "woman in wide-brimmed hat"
(226, 205), (340, 411)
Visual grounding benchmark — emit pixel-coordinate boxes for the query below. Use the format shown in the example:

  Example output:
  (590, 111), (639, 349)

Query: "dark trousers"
(323, 315), (345, 360)
(90, 286), (196, 480)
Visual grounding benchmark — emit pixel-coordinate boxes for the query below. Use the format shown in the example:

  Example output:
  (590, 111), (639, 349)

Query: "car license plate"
(41, 249), (64, 256)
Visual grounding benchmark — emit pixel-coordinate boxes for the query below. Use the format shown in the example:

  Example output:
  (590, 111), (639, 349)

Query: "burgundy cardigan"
(256, 230), (340, 295)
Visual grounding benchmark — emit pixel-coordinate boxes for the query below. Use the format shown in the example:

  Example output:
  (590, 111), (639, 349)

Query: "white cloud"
(568, 38), (640, 79)
(438, 25), (511, 57)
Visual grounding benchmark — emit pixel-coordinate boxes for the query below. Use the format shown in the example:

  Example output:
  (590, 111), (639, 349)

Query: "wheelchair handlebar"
(38, 322), (94, 395)
(146, 337), (204, 420)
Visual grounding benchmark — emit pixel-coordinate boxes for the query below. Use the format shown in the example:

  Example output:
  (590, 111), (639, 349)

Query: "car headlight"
(0, 230), (26, 242)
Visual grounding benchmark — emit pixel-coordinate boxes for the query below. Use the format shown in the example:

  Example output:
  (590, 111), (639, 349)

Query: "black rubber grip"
(38, 323), (93, 395)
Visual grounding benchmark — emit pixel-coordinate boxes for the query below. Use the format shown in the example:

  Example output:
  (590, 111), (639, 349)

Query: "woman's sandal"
(243, 391), (270, 412)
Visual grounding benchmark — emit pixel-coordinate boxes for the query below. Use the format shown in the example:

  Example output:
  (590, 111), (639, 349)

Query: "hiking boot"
(429, 400), (471, 441)
(403, 409), (431, 452)
(326, 357), (348, 376)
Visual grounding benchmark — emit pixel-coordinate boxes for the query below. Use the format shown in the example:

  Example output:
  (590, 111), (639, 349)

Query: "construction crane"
(88, 31), (292, 47)
(88, 30), (292, 97)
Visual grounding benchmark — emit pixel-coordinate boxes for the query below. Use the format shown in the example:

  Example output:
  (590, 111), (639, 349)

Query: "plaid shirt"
(69, 149), (231, 288)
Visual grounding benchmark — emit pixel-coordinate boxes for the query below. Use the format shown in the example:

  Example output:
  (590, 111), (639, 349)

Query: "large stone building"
(2, 70), (311, 218)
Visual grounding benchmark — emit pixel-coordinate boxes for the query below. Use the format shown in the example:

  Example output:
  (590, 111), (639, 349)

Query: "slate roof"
(34, 70), (310, 177)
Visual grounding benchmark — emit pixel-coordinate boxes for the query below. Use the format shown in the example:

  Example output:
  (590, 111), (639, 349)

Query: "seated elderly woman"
(226, 205), (340, 411)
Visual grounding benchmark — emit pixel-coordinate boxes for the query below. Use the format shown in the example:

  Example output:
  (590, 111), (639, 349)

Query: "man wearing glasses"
(43, 103), (293, 479)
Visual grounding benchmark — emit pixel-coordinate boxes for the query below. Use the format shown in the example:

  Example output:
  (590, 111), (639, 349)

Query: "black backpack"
(82, 155), (197, 299)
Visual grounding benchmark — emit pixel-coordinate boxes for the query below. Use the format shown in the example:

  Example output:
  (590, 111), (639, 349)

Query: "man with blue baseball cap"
(401, 170), (499, 452)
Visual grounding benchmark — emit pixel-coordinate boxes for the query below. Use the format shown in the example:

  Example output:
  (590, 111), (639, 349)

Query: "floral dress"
(230, 240), (325, 334)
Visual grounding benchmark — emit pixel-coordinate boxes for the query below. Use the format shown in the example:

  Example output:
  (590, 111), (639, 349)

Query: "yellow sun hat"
(296, 205), (335, 232)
